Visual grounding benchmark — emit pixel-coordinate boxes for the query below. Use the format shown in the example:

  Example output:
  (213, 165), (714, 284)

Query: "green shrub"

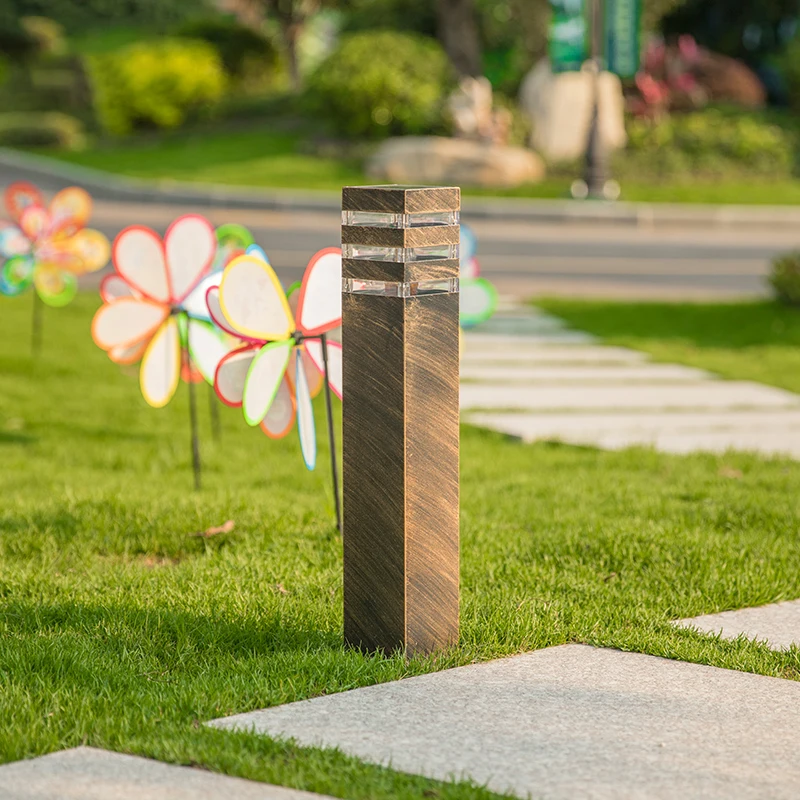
(87, 39), (225, 136)
(769, 252), (800, 306)
(0, 111), (85, 149)
(778, 39), (800, 113)
(624, 110), (795, 178)
(306, 30), (453, 139)
(175, 16), (278, 81)
(0, 0), (206, 32)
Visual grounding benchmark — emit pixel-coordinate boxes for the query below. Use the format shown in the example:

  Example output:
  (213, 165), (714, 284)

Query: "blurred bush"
(769, 252), (800, 306)
(306, 30), (452, 139)
(624, 109), (794, 177)
(0, 0), (205, 31)
(174, 16), (279, 85)
(19, 15), (65, 55)
(0, 110), (85, 149)
(87, 39), (225, 135)
(777, 39), (800, 112)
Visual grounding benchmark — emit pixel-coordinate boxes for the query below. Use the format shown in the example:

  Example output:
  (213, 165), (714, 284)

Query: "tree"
(436, 0), (482, 76)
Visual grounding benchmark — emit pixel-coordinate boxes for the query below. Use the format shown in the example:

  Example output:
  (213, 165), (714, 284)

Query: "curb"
(2, 147), (800, 230)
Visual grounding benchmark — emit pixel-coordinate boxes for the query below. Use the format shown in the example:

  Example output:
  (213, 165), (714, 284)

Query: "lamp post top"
(342, 185), (461, 214)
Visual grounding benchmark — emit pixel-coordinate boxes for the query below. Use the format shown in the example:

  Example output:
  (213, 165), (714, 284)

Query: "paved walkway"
(461, 305), (800, 458)
(0, 747), (336, 800)
(210, 644), (800, 799)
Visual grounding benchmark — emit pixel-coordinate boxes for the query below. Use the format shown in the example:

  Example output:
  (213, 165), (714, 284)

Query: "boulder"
(519, 59), (627, 163)
(366, 136), (545, 188)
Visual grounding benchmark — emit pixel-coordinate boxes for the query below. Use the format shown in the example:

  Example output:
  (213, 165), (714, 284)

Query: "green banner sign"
(605, 0), (640, 77)
(549, 0), (587, 73)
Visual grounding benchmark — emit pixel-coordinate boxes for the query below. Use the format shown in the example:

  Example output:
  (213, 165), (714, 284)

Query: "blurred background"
(1, 0), (800, 300)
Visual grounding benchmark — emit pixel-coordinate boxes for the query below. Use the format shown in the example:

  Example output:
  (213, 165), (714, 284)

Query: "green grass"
(2, 293), (800, 796)
(40, 129), (800, 204)
(536, 298), (800, 395)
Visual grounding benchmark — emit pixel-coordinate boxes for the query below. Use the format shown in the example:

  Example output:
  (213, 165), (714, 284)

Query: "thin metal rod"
(320, 333), (342, 533)
(208, 382), (221, 441)
(31, 290), (43, 357)
(185, 314), (202, 491)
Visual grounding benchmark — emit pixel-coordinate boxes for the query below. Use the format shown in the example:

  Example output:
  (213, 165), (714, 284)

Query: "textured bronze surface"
(343, 258), (459, 283)
(342, 293), (460, 656)
(342, 224), (459, 248)
(342, 186), (460, 214)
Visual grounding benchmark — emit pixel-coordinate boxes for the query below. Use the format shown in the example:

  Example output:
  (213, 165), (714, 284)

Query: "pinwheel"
(91, 214), (231, 489)
(210, 246), (343, 528)
(459, 223), (497, 328)
(0, 182), (110, 353)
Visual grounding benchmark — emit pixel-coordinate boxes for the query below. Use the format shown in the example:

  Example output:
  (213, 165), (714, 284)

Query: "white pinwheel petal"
(109, 337), (148, 365)
(219, 254), (293, 341)
(100, 274), (139, 303)
(261, 376), (295, 438)
(92, 298), (168, 350)
(242, 340), (292, 426)
(304, 338), (342, 400)
(182, 271), (222, 321)
(187, 318), (229, 385)
(460, 278), (498, 328)
(140, 317), (181, 408)
(205, 285), (244, 338)
(294, 348), (316, 470)
(0, 225), (31, 258)
(215, 346), (259, 407)
(113, 225), (170, 303)
(297, 247), (342, 336)
(164, 215), (215, 304)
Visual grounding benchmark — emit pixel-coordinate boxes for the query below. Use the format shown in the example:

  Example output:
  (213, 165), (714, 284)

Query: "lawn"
(41, 129), (800, 205)
(2, 293), (800, 797)
(536, 298), (800, 395)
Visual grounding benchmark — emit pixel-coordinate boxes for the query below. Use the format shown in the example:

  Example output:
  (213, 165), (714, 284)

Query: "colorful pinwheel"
(459, 223), (497, 328)
(208, 247), (342, 472)
(91, 215), (234, 488)
(0, 182), (109, 307)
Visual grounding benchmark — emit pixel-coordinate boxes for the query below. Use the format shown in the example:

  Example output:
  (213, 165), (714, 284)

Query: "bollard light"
(341, 185), (460, 657)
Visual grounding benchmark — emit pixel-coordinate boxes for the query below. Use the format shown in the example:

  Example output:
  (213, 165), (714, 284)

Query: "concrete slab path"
(461, 306), (800, 458)
(676, 599), (800, 650)
(210, 644), (800, 800)
(0, 747), (337, 800)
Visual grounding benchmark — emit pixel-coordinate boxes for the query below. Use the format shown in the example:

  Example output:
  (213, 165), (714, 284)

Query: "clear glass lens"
(342, 243), (459, 261)
(342, 210), (459, 228)
(342, 277), (459, 296)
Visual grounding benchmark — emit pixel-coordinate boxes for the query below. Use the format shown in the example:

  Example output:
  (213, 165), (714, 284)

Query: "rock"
(366, 136), (545, 188)
(447, 75), (513, 146)
(519, 59), (627, 162)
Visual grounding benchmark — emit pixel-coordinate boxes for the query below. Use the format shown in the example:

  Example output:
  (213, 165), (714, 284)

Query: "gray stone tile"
(0, 747), (335, 800)
(461, 343), (647, 364)
(676, 600), (800, 650)
(466, 410), (800, 457)
(460, 381), (800, 412)
(209, 644), (800, 799)
(460, 363), (711, 383)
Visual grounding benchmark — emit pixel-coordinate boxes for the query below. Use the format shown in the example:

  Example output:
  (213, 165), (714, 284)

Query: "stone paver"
(460, 363), (711, 382)
(461, 306), (800, 457)
(676, 599), (800, 650)
(460, 381), (799, 412)
(0, 747), (335, 800)
(467, 410), (800, 458)
(209, 644), (800, 799)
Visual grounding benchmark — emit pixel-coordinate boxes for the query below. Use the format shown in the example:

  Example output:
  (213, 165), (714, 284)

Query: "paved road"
(83, 200), (792, 300)
(3, 160), (794, 300)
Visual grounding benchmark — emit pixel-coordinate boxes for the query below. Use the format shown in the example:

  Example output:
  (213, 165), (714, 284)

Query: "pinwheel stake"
(320, 331), (342, 533)
(184, 313), (202, 490)
(341, 185), (460, 656)
(31, 290), (43, 356)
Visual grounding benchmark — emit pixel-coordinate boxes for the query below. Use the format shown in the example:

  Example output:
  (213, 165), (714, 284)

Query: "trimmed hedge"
(624, 110), (795, 178)
(87, 39), (225, 135)
(0, 110), (85, 149)
(306, 30), (453, 139)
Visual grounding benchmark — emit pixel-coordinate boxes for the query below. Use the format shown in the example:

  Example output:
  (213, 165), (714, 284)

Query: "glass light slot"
(342, 243), (459, 262)
(342, 210), (459, 228)
(342, 277), (459, 297)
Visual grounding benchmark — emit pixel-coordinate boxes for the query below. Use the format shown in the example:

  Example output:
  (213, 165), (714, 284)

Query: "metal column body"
(341, 185), (460, 657)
